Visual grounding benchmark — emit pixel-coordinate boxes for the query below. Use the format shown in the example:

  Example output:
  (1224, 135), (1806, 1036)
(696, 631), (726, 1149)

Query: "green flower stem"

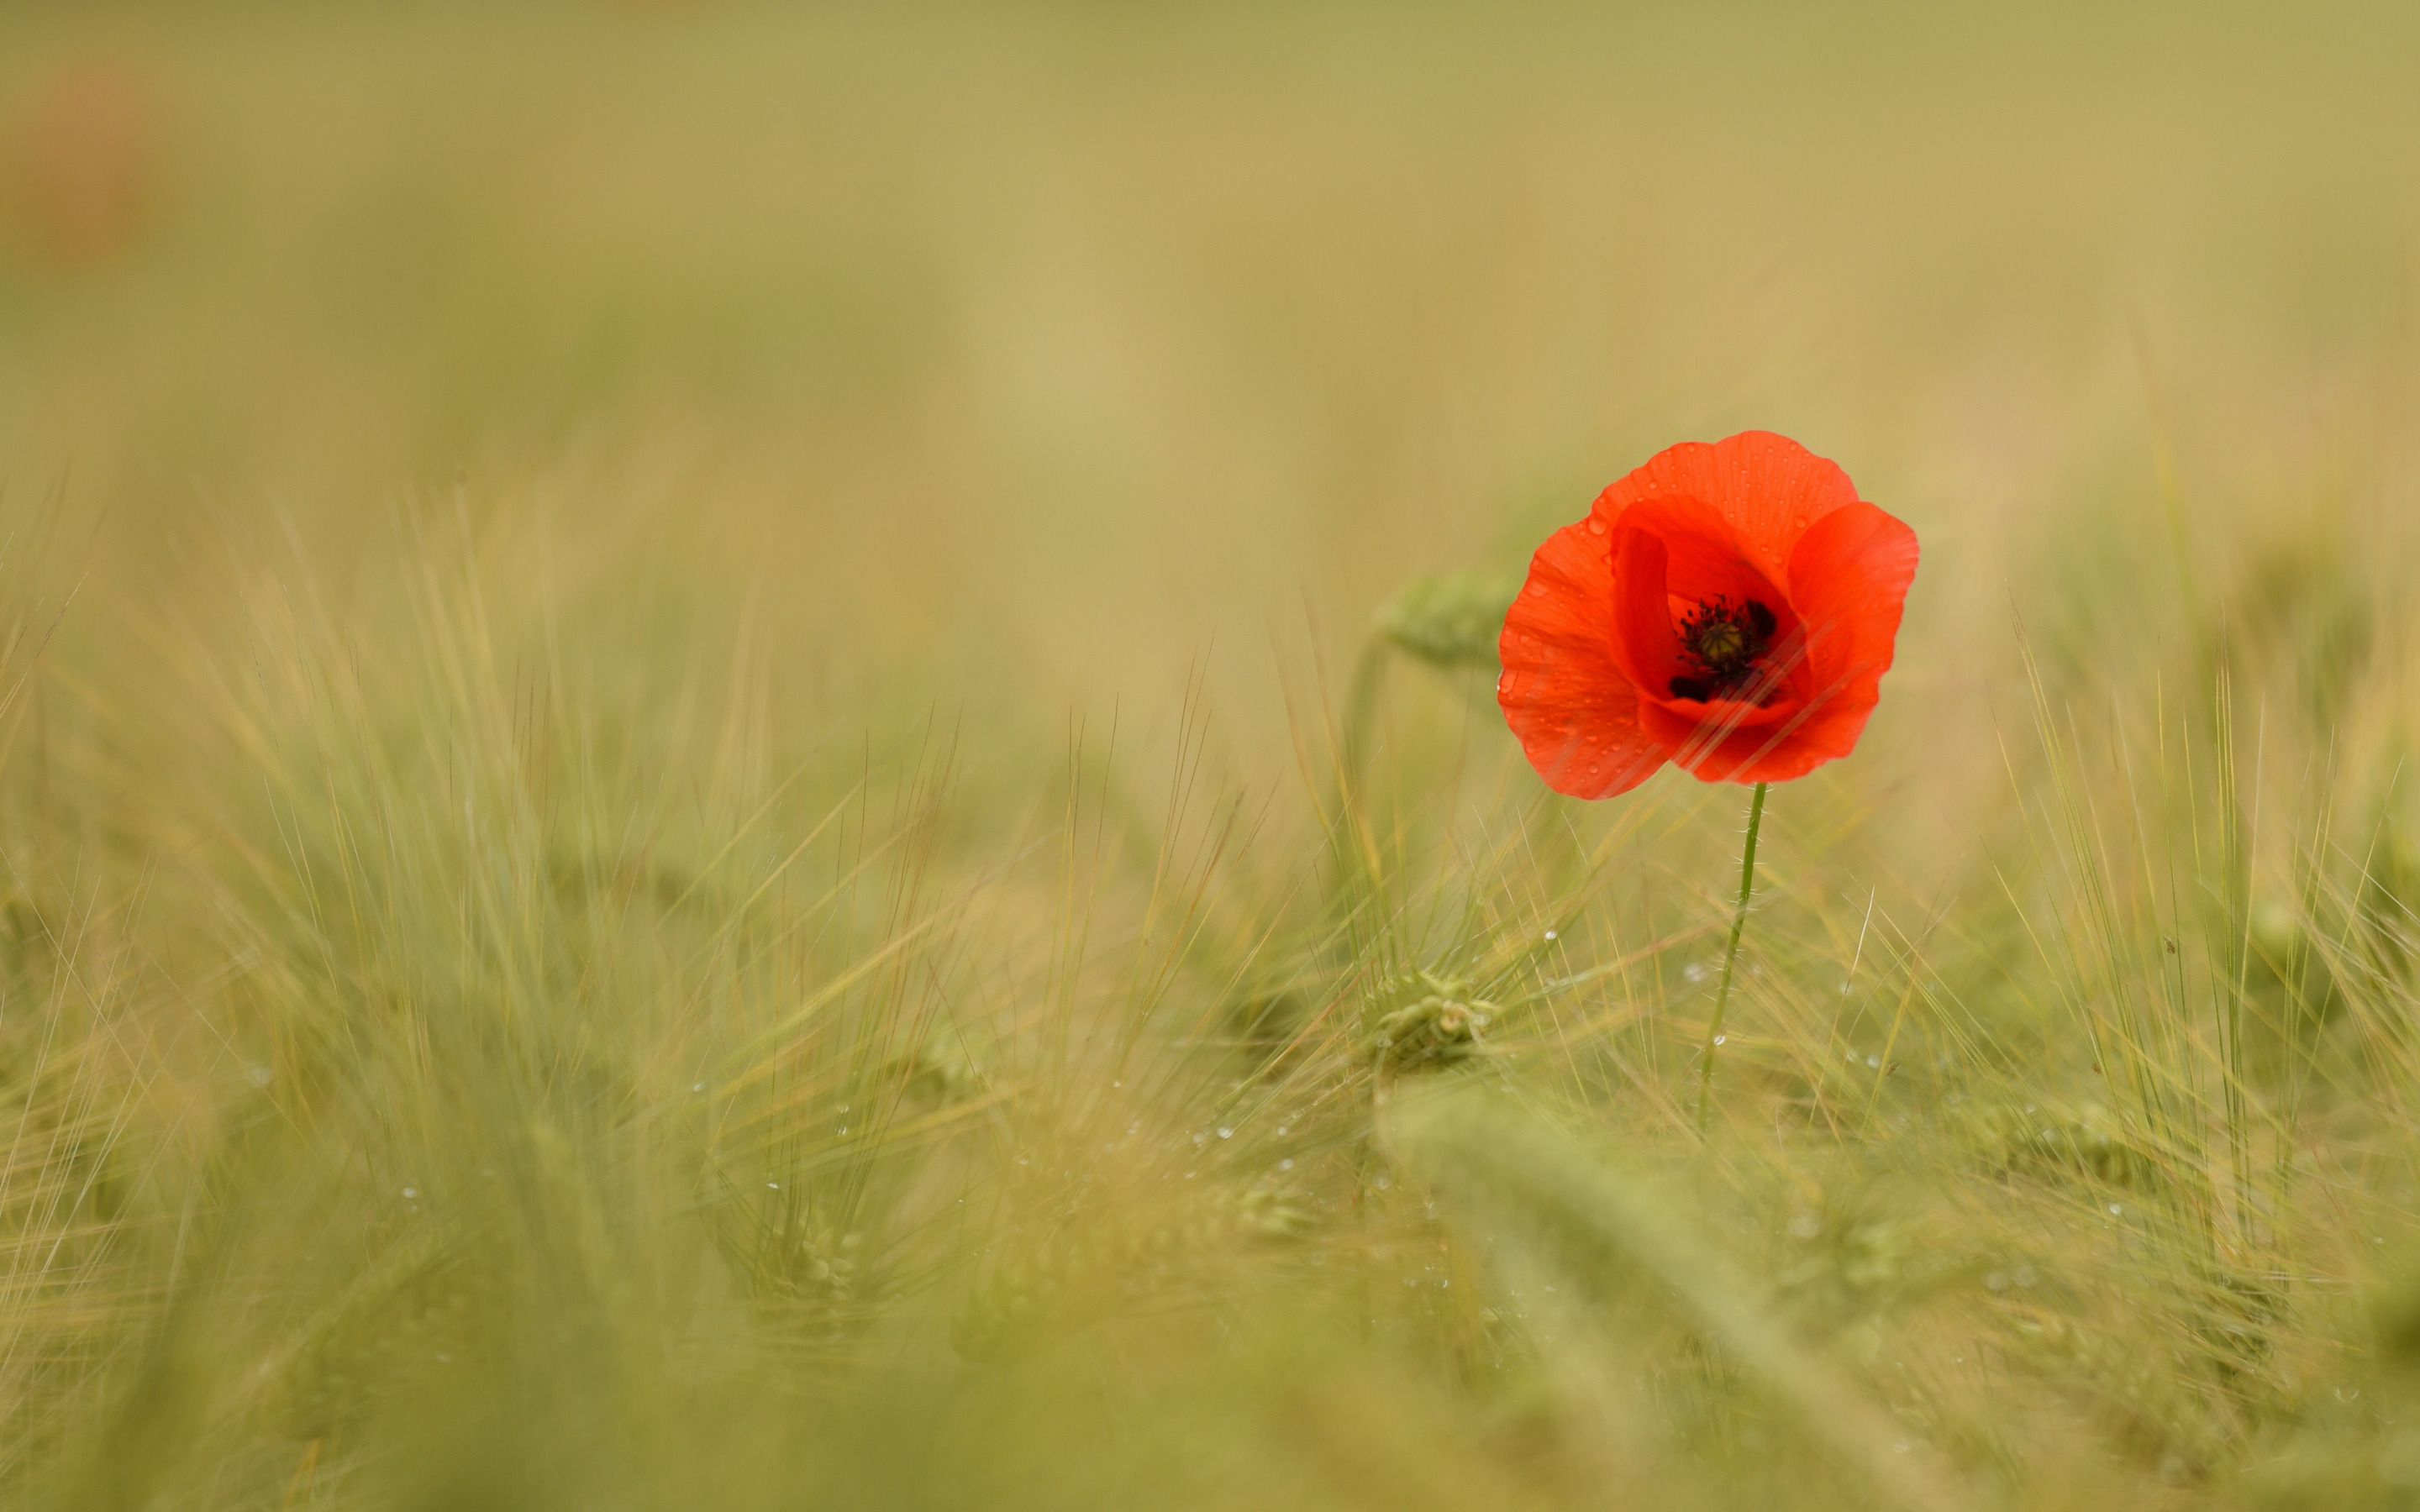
(1697, 780), (1768, 1133)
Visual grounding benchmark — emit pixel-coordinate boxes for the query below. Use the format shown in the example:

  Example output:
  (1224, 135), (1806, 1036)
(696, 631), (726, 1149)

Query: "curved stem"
(1697, 780), (1768, 1133)
(1326, 639), (1390, 922)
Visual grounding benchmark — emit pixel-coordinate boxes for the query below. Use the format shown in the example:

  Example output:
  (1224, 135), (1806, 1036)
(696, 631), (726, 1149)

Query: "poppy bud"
(1376, 570), (1519, 670)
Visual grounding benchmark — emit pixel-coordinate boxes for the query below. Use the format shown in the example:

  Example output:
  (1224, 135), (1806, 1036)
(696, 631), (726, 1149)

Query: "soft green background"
(3, 5), (2418, 1509)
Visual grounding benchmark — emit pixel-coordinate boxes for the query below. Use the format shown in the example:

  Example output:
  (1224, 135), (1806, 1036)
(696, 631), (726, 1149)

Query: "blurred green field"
(5, 3), (2420, 1508)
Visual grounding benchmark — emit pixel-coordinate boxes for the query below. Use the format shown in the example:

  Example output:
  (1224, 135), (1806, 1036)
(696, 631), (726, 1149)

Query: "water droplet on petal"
(1586, 517), (1607, 534)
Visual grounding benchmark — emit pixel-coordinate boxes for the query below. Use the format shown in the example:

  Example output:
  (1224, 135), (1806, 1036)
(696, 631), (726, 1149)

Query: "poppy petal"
(1497, 519), (1669, 798)
(1609, 494), (1786, 615)
(1606, 525), (1682, 696)
(1647, 698), (1842, 783)
(1611, 493), (1814, 707)
(1591, 431), (1860, 589)
(1775, 499), (1920, 763)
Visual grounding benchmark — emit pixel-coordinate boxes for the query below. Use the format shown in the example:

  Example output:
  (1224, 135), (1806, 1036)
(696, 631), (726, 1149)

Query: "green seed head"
(1376, 571), (1521, 669)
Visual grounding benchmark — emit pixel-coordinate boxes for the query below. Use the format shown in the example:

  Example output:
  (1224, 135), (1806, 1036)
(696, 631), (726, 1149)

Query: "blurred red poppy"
(10, 61), (153, 269)
(1497, 431), (1917, 796)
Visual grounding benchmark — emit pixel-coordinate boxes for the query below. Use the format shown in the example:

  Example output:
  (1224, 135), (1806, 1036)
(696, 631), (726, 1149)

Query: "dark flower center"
(1668, 596), (1777, 702)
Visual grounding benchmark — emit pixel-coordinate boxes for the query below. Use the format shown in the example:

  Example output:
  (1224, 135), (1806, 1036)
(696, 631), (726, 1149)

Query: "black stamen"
(1670, 595), (1778, 702)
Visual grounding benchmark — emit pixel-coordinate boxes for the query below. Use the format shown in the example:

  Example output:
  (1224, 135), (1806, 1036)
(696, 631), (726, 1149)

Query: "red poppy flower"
(1497, 431), (1917, 797)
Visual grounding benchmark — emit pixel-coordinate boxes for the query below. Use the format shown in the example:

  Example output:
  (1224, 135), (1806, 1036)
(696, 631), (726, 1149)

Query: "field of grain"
(4, 4), (2420, 1508)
